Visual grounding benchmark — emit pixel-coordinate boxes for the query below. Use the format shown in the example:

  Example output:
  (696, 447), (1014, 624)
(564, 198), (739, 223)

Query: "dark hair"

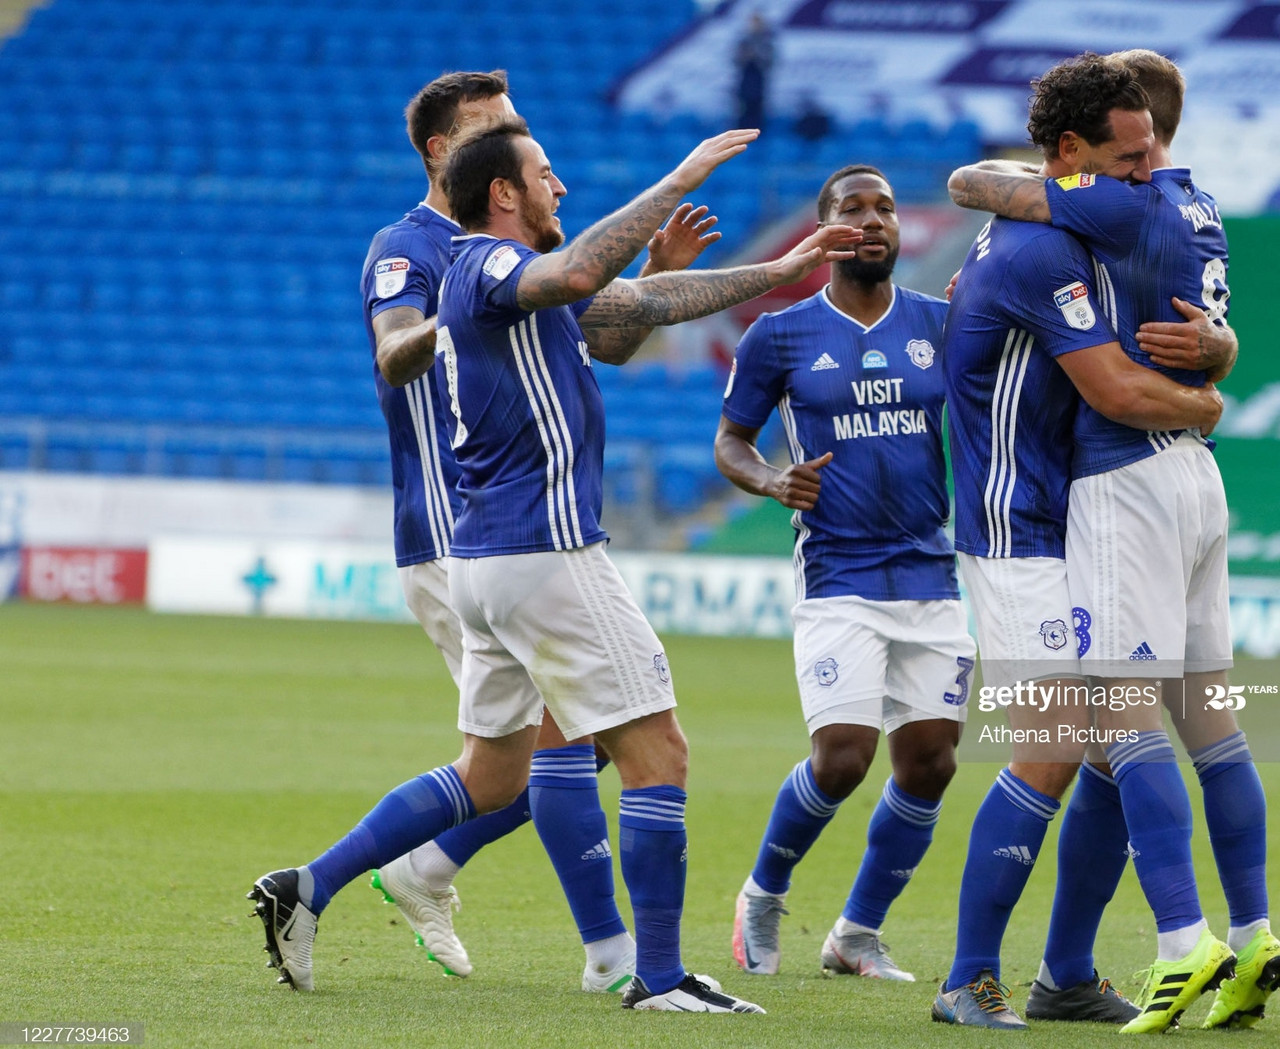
(1026, 52), (1149, 158)
(404, 69), (510, 172)
(1108, 49), (1184, 145)
(442, 117), (532, 232)
(817, 164), (889, 220)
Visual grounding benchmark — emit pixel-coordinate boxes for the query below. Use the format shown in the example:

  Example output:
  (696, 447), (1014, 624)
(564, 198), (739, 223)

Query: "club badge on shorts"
(1039, 619), (1070, 651)
(814, 657), (839, 686)
(653, 652), (670, 684)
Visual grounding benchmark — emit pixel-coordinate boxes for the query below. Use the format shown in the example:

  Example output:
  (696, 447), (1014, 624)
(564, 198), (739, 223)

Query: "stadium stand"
(0, 0), (977, 535)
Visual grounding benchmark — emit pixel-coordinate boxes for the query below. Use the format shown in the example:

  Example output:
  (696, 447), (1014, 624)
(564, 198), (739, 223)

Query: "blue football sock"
(305, 765), (475, 914)
(751, 759), (841, 896)
(529, 744), (627, 944)
(619, 785), (687, 995)
(1042, 763), (1130, 988)
(948, 768), (1059, 989)
(843, 777), (941, 930)
(432, 788), (531, 867)
(1190, 731), (1269, 927)
(1105, 731), (1202, 933)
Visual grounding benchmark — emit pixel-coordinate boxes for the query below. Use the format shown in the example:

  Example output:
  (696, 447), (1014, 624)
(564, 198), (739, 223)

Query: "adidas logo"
(767, 842), (800, 860)
(581, 841), (612, 861)
(1129, 641), (1157, 661)
(810, 352), (839, 371)
(992, 845), (1035, 866)
(890, 867), (917, 880)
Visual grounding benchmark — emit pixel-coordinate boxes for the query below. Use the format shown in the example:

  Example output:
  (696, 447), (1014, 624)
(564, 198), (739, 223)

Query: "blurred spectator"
(794, 92), (832, 141)
(734, 12), (774, 130)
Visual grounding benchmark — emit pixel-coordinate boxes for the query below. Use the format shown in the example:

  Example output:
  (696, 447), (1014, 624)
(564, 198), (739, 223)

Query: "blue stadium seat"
(603, 440), (647, 507)
(161, 435), (225, 479)
(279, 444), (325, 484)
(653, 443), (721, 514)
(0, 0), (736, 510)
(44, 432), (95, 474)
(0, 429), (33, 470)
(90, 433), (149, 475)
(227, 440), (269, 481)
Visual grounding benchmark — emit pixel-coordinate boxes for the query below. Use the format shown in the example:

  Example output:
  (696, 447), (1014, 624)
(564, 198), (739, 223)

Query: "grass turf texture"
(1, 602), (1277, 1048)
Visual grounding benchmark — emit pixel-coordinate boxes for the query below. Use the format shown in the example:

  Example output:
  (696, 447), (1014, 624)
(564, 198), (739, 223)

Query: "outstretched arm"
(586, 203), (721, 365)
(515, 130), (757, 312)
(948, 159), (1051, 222)
(1136, 297), (1238, 382)
(714, 416), (831, 510)
(578, 223), (860, 330)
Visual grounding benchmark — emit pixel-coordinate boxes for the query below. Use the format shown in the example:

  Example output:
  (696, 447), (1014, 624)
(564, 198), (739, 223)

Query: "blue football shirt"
(723, 285), (958, 601)
(437, 235), (606, 557)
(1047, 169), (1228, 477)
(944, 217), (1119, 559)
(361, 203), (462, 567)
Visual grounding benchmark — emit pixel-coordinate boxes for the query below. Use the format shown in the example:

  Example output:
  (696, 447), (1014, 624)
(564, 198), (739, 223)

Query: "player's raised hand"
(768, 225), (862, 285)
(642, 203), (721, 275)
(670, 129), (759, 194)
(768, 451), (833, 510)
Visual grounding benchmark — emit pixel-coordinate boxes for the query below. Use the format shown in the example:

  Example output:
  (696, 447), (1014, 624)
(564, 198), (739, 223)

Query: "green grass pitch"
(1, 603), (1277, 1047)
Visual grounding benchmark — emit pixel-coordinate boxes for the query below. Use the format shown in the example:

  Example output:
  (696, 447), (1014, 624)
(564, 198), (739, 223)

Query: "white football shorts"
(793, 595), (976, 735)
(957, 553), (1081, 688)
(1067, 432), (1232, 679)
(399, 558), (463, 687)
(448, 541), (676, 740)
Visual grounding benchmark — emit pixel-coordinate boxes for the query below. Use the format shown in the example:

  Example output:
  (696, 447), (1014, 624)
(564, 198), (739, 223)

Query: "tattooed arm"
(585, 203), (720, 365)
(373, 305), (436, 386)
(947, 159), (1051, 221)
(579, 224), (860, 334)
(580, 268), (776, 330)
(515, 130), (756, 313)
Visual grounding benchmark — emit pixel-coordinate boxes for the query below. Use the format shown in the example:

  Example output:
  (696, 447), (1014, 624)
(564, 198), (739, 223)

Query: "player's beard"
(836, 246), (898, 287)
(520, 192), (565, 254)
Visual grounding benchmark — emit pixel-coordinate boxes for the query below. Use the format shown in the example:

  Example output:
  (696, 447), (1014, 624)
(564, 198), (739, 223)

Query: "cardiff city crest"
(814, 657), (839, 686)
(653, 652), (670, 684)
(906, 339), (935, 369)
(1039, 619), (1069, 651)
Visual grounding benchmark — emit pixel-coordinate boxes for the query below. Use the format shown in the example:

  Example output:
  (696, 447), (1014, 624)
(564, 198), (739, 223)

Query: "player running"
(718, 166), (974, 984)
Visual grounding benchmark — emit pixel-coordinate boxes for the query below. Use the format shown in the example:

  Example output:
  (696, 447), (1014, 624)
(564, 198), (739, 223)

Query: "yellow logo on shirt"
(1054, 173), (1095, 191)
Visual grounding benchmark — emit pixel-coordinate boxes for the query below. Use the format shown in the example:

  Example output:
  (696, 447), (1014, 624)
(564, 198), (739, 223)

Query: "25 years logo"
(1204, 684), (1246, 710)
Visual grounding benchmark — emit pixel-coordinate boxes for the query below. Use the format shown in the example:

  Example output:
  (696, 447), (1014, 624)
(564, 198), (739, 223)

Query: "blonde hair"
(1107, 49), (1184, 145)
